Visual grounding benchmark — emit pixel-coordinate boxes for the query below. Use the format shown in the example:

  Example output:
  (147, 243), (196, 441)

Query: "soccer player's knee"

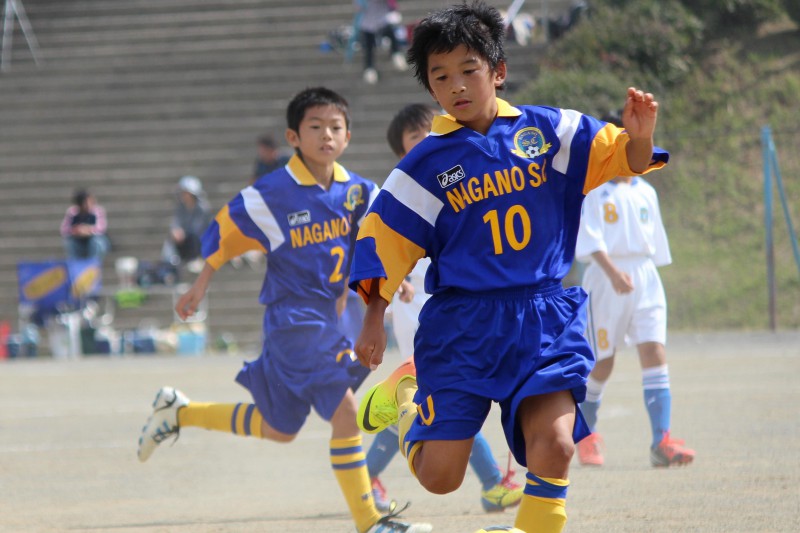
(547, 434), (575, 465)
(419, 473), (463, 494)
(269, 432), (296, 443)
(418, 464), (465, 494)
(261, 422), (297, 442)
(528, 433), (574, 467)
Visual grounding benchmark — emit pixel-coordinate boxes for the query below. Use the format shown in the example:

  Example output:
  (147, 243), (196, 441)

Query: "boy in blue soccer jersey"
(136, 87), (431, 533)
(362, 103), (523, 514)
(348, 3), (669, 532)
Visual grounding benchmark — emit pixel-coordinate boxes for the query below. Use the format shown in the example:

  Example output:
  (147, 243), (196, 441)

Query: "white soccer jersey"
(575, 177), (671, 266)
(576, 177), (671, 357)
(391, 257), (431, 358)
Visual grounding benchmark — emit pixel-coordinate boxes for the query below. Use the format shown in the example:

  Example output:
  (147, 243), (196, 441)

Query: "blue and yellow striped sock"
(177, 402), (263, 437)
(514, 472), (569, 533)
(331, 436), (381, 533)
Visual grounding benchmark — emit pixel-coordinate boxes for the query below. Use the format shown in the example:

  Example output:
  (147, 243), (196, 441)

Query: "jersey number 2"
(483, 205), (532, 255)
(329, 246), (345, 283)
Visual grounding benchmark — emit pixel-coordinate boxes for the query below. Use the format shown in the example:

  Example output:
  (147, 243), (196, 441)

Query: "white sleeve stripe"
(382, 168), (442, 227)
(357, 185), (381, 227)
(552, 109), (583, 174)
(242, 186), (285, 251)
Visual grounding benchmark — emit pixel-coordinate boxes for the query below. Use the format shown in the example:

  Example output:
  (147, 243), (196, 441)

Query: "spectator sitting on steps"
(161, 176), (211, 274)
(60, 188), (110, 262)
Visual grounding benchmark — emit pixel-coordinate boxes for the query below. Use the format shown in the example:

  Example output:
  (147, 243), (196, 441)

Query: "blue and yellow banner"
(17, 259), (102, 312)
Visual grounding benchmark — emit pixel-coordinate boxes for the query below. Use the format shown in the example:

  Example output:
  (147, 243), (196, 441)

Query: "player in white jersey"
(575, 117), (695, 468)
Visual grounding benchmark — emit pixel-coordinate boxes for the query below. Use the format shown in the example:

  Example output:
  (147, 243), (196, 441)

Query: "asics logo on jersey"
(437, 165), (466, 188)
(287, 210), (311, 226)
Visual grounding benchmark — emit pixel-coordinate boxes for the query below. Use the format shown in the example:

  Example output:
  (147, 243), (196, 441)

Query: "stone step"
(0, 0), (546, 341)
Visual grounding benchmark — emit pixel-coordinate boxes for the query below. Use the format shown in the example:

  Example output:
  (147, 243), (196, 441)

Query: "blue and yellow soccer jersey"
(349, 98), (668, 300)
(203, 154), (378, 432)
(202, 154), (379, 308)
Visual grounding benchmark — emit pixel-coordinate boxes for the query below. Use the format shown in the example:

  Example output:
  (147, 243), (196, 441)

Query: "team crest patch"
(510, 127), (551, 159)
(437, 164), (466, 188)
(287, 210), (311, 226)
(343, 184), (364, 211)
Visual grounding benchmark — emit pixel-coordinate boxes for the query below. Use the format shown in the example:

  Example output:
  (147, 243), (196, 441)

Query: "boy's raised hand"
(174, 263), (213, 320)
(621, 87), (658, 140)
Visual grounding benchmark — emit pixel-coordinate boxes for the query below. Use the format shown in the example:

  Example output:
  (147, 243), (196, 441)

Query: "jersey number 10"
(482, 205), (532, 255)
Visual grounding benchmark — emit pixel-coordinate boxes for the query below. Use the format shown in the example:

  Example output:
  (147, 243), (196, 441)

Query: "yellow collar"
(430, 98), (522, 136)
(287, 154), (350, 186)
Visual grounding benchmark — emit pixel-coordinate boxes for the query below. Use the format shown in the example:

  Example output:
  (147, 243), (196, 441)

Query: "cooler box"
(177, 330), (206, 356)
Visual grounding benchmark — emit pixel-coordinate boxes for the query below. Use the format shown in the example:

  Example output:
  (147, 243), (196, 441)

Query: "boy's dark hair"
(286, 87), (351, 133)
(407, 1), (507, 93)
(386, 103), (437, 157)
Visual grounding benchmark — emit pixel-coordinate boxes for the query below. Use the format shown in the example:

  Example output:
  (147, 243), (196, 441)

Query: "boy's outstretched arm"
(622, 87), (658, 173)
(175, 262), (215, 320)
(355, 279), (389, 371)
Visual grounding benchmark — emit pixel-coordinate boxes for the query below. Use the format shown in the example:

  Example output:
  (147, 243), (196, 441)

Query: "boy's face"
(401, 125), (429, 156)
(286, 104), (350, 167)
(427, 45), (506, 134)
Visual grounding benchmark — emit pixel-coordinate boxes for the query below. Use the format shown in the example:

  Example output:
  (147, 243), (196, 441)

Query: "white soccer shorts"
(583, 256), (667, 360)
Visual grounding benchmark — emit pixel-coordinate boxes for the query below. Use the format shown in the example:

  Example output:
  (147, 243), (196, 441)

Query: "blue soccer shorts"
(407, 283), (594, 467)
(235, 303), (369, 435)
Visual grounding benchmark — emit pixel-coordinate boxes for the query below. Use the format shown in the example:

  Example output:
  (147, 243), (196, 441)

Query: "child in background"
(137, 87), (431, 533)
(60, 188), (110, 262)
(251, 133), (291, 184)
(349, 2), (669, 532)
(574, 113), (695, 468)
(355, 0), (408, 85)
(365, 103), (523, 514)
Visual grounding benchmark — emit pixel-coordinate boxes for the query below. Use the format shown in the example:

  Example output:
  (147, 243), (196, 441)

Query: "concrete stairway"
(0, 0), (551, 353)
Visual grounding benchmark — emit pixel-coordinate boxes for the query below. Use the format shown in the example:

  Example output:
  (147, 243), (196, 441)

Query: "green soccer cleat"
(481, 469), (524, 513)
(358, 359), (416, 434)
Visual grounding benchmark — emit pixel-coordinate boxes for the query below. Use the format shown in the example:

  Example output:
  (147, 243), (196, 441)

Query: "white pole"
(2, 0), (14, 72)
(1, 0), (41, 72)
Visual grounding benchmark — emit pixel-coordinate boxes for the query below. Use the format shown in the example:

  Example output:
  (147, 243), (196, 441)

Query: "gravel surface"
(1, 331), (798, 532)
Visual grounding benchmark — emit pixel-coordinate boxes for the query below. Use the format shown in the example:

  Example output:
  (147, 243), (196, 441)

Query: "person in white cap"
(161, 175), (211, 273)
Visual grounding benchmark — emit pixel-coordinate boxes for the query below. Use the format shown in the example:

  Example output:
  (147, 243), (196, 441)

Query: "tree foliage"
(783, 0), (800, 26)
(513, 0), (800, 328)
(677, 0), (784, 33)
(542, 0), (703, 88)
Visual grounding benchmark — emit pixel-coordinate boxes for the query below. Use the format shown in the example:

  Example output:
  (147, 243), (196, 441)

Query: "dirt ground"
(1, 331), (798, 533)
